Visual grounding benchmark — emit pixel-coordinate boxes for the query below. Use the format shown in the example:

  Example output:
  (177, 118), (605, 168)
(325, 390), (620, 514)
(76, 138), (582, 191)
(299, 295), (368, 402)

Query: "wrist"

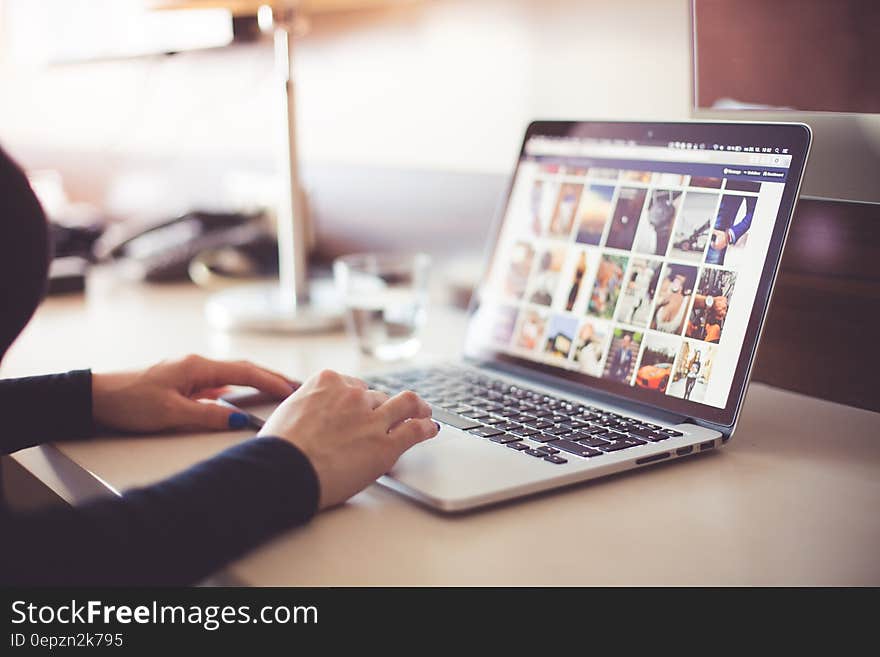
(91, 371), (135, 431)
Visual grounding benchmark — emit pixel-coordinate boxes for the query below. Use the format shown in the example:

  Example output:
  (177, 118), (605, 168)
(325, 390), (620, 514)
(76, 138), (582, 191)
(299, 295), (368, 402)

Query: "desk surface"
(4, 270), (880, 586)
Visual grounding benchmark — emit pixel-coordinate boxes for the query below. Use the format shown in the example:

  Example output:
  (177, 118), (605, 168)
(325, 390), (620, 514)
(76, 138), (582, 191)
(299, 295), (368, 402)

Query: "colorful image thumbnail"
(547, 183), (583, 238)
(602, 328), (644, 384)
(588, 253), (628, 319)
(514, 309), (548, 352)
(652, 172), (689, 187)
(621, 170), (652, 183)
(563, 250), (588, 312)
(575, 184), (615, 245)
(650, 263), (698, 335)
(686, 268), (737, 343)
(725, 180), (761, 193)
(689, 176), (722, 189)
(571, 319), (609, 378)
(669, 192), (719, 261)
(527, 179), (547, 236)
(634, 333), (680, 393)
(667, 340), (717, 403)
(491, 305), (519, 346)
(544, 314), (579, 359)
(501, 241), (535, 299)
(605, 187), (647, 251)
(615, 257), (662, 328)
(705, 194), (757, 267)
(633, 189), (682, 256)
(526, 246), (566, 306)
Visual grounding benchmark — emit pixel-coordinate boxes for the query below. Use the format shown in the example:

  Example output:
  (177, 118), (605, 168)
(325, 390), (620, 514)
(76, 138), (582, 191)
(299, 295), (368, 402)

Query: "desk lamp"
(153, 0), (343, 332)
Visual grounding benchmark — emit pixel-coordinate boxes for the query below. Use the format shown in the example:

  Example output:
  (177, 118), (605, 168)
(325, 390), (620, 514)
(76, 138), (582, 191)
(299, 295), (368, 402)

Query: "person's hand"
(92, 354), (295, 433)
(258, 369), (439, 509)
(711, 229), (729, 249)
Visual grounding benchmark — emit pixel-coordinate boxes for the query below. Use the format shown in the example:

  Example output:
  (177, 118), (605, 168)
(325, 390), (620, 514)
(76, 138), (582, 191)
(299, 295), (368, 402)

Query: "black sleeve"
(0, 436), (320, 585)
(0, 370), (94, 454)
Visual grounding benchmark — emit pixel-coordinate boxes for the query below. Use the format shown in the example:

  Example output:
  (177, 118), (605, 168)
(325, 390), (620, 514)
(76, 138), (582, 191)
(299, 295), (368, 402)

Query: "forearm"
(0, 370), (94, 454)
(0, 436), (319, 585)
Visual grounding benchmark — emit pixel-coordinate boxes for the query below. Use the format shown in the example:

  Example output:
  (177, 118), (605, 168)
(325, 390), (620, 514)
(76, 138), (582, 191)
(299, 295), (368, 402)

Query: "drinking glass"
(333, 253), (431, 360)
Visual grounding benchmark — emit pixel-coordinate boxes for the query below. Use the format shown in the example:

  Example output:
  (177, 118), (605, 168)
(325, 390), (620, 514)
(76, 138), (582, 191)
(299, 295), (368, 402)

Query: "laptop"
(367, 120), (812, 512)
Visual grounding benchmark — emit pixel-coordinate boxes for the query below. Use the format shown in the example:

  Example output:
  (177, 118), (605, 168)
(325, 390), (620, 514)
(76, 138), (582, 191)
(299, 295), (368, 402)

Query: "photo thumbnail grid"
(489, 163), (763, 408)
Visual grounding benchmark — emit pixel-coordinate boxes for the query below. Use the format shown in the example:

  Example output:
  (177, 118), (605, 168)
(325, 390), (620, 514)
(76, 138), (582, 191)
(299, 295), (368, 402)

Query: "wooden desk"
(3, 270), (879, 585)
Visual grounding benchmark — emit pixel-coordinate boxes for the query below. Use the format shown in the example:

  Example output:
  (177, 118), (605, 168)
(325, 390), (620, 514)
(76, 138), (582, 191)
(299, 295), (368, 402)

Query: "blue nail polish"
(434, 421), (441, 432)
(228, 412), (249, 429)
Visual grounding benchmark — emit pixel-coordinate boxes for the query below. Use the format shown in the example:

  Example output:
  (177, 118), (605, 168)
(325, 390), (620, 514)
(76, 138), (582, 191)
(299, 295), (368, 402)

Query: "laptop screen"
(465, 121), (810, 426)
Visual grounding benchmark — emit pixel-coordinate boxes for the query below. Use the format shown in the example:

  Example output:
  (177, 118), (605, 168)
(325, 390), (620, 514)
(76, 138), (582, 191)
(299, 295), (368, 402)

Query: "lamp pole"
(205, 2), (342, 332)
(273, 5), (310, 309)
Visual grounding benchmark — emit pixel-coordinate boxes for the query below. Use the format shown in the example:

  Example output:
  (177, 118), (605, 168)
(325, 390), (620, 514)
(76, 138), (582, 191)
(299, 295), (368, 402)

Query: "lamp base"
(205, 279), (344, 333)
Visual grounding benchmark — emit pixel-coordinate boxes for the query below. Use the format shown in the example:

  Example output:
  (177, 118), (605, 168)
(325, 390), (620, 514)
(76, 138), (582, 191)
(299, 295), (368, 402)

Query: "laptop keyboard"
(364, 366), (684, 465)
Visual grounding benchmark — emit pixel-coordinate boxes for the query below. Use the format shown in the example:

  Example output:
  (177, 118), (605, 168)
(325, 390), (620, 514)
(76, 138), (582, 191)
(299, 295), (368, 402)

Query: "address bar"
(525, 137), (791, 168)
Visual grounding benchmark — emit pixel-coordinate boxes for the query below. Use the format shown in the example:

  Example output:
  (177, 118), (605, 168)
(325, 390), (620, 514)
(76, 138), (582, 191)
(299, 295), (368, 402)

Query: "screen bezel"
(464, 120), (812, 427)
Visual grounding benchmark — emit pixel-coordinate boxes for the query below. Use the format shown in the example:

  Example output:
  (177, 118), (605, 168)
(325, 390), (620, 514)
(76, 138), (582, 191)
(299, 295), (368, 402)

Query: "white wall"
(0, 0), (692, 197)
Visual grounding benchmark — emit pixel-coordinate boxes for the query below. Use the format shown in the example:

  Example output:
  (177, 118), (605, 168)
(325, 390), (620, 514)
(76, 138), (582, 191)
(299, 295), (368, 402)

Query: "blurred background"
(0, 0), (697, 258)
(0, 0), (878, 409)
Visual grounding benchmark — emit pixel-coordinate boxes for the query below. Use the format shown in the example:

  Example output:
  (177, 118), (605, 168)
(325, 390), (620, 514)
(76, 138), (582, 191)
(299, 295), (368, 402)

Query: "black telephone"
(96, 210), (277, 282)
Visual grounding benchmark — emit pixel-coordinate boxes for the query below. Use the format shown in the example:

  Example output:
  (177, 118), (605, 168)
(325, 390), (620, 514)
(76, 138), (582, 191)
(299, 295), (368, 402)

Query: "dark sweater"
(0, 370), (319, 585)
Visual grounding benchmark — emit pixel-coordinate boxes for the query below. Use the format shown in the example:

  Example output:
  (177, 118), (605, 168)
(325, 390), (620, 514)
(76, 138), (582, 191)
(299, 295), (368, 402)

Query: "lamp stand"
(205, 6), (342, 333)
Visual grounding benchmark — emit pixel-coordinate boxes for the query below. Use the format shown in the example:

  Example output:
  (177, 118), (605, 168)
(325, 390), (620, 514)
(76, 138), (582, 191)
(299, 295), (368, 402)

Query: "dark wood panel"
(751, 197), (880, 412)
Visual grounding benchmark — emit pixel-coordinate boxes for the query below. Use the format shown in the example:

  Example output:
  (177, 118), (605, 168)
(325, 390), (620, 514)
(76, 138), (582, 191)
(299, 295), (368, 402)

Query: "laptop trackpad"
(383, 426), (576, 509)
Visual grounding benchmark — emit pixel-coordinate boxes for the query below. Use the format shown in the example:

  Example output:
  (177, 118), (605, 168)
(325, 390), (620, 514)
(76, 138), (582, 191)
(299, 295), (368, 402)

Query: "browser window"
(471, 136), (792, 409)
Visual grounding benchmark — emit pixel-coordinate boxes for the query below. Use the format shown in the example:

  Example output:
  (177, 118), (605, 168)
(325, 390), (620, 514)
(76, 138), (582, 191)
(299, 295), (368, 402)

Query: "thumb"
(172, 398), (251, 431)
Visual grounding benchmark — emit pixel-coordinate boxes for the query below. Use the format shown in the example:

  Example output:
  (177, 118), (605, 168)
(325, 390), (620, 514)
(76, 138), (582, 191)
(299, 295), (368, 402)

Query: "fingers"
(388, 417), (440, 451)
(310, 368), (366, 389)
(171, 398), (250, 431)
(365, 389), (390, 409)
(377, 390), (432, 430)
(186, 356), (293, 399)
(340, 374), (368, 389)
(191, 385), (230, 400)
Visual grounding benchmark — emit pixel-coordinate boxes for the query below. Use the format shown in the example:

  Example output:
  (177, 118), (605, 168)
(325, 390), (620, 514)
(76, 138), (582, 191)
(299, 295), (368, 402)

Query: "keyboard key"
(598, 440), (642, 452)
(594, 430), (629, 442)
(551, 439), (602, 458)
(524, 420), (555, 430)
(536, 446), (560, 455)
(468, 426), (505, 438)
(490, 434), (522, 444)
(489, 422), (518, 431)
(544, 455), (567, 464)
(524, 448), (546, 458)
(545, 426), (574, 436)
(660, 428), (684, 437)
(506, 442), (530, 451)
(530, 433), (561, 443)
(462, 409), (490, 420)
(633, 432), (669, 443)
(431, 408), (482, 430)
(576, 436), (611, 448)
(509, 426), (540, 437)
